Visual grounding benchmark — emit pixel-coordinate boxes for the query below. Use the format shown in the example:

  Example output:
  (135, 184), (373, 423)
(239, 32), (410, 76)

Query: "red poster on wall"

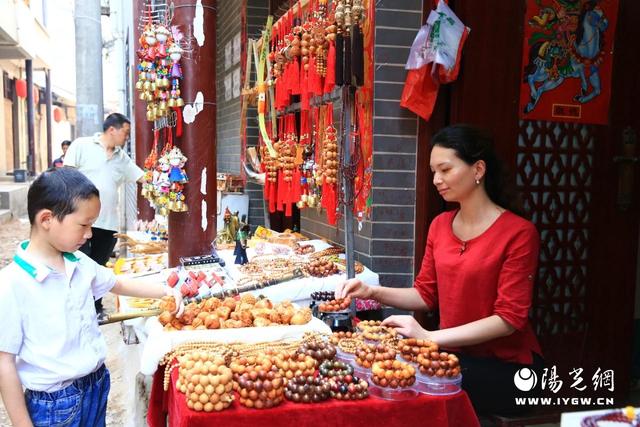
(519, 0), (619, 124)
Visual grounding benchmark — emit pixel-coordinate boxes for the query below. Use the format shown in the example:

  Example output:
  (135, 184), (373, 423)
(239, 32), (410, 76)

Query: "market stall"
(119, 0), (480, 425)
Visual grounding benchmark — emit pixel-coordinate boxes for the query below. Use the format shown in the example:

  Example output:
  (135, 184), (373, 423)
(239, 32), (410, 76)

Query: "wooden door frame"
(415, 0), (640, 401)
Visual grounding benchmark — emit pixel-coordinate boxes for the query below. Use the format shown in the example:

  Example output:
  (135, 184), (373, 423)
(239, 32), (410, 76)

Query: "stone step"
(0, 182), (29, 218)
(0, 209), (12, 224)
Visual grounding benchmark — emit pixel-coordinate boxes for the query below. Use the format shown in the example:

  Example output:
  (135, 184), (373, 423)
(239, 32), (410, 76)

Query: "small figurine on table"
(234, 216), (250, 265)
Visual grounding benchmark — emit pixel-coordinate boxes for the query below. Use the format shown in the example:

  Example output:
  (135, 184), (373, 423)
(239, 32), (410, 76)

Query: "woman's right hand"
(335, 278), (373, 300)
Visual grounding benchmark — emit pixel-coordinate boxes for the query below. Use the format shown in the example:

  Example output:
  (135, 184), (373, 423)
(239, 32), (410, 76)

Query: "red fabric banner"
(519, 0), (619, 124)
(148, 368), (480, 427)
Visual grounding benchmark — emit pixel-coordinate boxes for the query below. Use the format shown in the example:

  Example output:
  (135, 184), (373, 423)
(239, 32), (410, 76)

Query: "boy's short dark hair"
(103, 113), (130, 132)
(27, 167), (99, 225)
(61, 140), (71, 147)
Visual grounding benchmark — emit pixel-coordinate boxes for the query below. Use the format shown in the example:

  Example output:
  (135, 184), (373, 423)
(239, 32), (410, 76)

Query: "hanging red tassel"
(308, 55), (322, 96)
(323, 40), (336, 93)
(322, 182), (337, 225)
(290, 57), (301, 95)
(291, 167), (302, 205)
(299, 110), (310, 145)
(300, 68), (310, 110)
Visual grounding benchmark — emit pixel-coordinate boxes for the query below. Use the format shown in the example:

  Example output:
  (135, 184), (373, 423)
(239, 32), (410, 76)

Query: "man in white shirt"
(64, 113), (144, 318)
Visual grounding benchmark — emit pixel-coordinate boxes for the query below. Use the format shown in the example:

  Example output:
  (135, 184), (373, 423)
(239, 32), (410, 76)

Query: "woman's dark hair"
(61, 140), (71, 147)
(103, 113), (130, 132)
(27, 167), (99, 225)
(431, 124), (524, 215)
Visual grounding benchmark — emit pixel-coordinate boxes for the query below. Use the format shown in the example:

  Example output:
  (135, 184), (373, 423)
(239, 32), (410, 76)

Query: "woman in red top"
(336, 124), (544, 416)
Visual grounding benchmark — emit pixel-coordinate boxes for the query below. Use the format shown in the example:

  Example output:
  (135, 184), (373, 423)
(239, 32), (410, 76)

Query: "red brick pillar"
(168, 0), (217, 267)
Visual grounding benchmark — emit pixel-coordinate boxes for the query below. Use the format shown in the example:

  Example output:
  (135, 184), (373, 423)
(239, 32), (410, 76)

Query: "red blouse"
(414, 210), (541, 364)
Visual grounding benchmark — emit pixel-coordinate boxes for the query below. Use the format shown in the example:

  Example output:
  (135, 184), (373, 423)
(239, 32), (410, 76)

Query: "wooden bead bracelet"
(355, 343), (396, 369)
(329, 331), (361, 345)
(176, 354), (234, 412)
(284, 376), (331, 403)
(362, 325), (397, 342)
(356, 320), (381, 331)
(237, 369), (285, 409)
(273, 352), (317, 379)
(318, 359), (354, 378)
(371, 360), (416, 389)
(416, 352), (461, 378)
(398, 338), (439, 363)
(328, 375), (369, 400)
(318, 296), (351, 312)
(297, 341), (337, 363)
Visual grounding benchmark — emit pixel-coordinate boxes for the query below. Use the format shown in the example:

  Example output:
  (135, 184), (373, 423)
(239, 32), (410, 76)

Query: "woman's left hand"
(382, 315), (430, 340)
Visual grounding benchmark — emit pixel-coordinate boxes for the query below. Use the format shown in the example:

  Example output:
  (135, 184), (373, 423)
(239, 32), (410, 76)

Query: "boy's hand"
(165, 286), (185, 318)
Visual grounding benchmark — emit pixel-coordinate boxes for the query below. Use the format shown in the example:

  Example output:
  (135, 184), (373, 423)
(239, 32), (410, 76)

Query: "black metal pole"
(342, 86), (355, 280)
(26, 59), (35, 175)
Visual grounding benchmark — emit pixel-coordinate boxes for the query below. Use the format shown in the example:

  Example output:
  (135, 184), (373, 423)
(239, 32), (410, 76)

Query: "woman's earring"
(475, 179), (480, 185)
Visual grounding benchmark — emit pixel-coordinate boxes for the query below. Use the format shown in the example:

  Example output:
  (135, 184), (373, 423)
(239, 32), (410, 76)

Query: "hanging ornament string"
(339, 92), (362, 210)
(257, 16), (277, 157)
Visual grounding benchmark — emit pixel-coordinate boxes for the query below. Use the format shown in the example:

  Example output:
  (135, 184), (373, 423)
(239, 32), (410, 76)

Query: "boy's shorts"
(25, 364), (110, 427)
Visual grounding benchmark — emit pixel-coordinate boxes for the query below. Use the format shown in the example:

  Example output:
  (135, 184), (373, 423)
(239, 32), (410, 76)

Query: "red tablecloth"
(148, 368), (480, 427)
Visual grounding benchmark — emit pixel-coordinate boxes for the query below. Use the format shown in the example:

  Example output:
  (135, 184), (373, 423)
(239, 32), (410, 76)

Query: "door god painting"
(519, 0), (618, 124)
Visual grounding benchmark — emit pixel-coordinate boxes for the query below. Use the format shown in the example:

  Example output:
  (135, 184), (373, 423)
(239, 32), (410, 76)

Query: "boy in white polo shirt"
(64, 113), (144, 319)
(0, 167), (182, 427)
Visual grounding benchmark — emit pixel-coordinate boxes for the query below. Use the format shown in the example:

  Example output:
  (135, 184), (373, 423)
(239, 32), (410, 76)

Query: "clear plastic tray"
(335, 347), (356, 362)
(367, 383), (418, 401)
(413, 372), (462, 396)
(353, 364), (370, 379)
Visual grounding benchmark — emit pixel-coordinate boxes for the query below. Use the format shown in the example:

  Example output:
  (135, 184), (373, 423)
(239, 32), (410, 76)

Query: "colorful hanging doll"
(155, 155), (171, 198)
(168, 146), (188, 183)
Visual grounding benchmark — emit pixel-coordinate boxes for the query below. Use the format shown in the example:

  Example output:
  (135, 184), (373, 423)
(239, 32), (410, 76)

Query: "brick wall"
(216, 0), (242, 174)
(245, 0), (269, 229)
(215, 0), (268, 229)
(301, 1), (423, 291)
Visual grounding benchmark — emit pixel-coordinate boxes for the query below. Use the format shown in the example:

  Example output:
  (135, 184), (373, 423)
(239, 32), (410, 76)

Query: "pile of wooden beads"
(318, 359), (354, 378)
(262, 146), (278, 183)
(329, 331), (361, 345)
(327, 375), (369, 400)
(294, 243), (315, 255)
(337, 338), (362, 355)
(371, 360), (416, 389)
(321, 125), (339, 184)
(274, 140), (296, 183)
(273, 352), (317, 379)
(297, 340), (337, 363)
(236, 368), (285, 409)
(318, 296), (351, 312)
(284, 376), (331, 403)
(362, 325), (397, 342)
(301, 27), (311, 70)
(306, 259), (339, 278)
(161, 334), (327, 390)
(356, 320), (382, 331)
(176, 352), (234, 412)
(416, 352), (461, 378)
(355, 343), (396, 369)
(229, 355), (274, 381)
(398, 338), (439, 363)
(309, 246), (344, 259)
